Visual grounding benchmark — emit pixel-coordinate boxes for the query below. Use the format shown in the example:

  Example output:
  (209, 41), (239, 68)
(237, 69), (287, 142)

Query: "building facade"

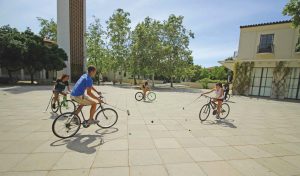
(220, 20), (300, 99)
(57, 0), (86, 82)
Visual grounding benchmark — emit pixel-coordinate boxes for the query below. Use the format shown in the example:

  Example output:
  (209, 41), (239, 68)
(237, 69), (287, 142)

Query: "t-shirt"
(71, 73), (93, 96)
(54, 79), (69, 91)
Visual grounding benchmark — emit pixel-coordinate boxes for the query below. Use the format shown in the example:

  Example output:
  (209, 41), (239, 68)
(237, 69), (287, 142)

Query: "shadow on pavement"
(50, 127), (119, 154)
(0, 85), (52, 94)
(201, 119), (237, 128)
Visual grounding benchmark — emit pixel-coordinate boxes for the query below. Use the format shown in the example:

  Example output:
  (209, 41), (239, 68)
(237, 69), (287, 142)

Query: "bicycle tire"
(147, 92), (156, 101)
(59, 100), (76, 114)
(52, 112), (81, 139)
(95, 108), (118, 128)
(135, 92), (144, 101)
(199, 104), (211, 121)
(219, 103), (230, 119)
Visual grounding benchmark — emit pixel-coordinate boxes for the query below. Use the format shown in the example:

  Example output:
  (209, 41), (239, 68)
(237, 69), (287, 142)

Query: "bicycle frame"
(75, 102), (104, 121)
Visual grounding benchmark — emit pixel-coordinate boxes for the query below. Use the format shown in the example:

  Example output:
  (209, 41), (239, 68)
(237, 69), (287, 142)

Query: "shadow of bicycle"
(201, 119), (237, 128)
(50, 127), (119, 154)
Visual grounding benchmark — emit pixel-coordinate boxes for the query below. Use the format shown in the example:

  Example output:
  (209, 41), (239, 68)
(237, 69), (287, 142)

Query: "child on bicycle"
(52, 74), (71, 109)
(201, 82), (224, 119)
(141, 80), (150, 100)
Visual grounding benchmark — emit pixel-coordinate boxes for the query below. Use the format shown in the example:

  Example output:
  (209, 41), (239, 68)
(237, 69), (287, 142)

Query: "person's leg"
(74, 105), (84, 115)
(224, 91), (228, 100)
(217, 100), (222, 116)
(142, 89), (146, 100)
(52, 92), (59, 108)
(89, 102), (97, 121)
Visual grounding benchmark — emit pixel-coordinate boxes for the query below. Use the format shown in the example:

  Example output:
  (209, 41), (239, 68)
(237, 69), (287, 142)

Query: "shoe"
(216, 115), (220, 119)
(52, 104), (56, 109)
(88, 119), (100, 125)
(212, 110), (217, 115)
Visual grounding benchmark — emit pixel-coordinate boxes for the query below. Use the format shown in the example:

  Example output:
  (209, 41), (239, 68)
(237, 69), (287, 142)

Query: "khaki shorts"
(71, 95), (95, 105)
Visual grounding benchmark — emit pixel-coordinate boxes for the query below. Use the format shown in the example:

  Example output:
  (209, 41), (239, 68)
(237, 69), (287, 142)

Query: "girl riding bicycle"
(201, 82), (224, 119)
(52, 74), (71, 109)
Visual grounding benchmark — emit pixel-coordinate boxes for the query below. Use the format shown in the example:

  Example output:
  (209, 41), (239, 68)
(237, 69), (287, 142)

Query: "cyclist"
(52, 74), (71, 109)
(141, 80), (150, 100)
(223, 83), (230, 101)
(70, 65), (103, 125)
(201, 82), (224, 119)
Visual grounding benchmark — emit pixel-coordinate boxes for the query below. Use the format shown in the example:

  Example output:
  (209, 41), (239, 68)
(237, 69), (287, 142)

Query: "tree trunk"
(96, 73), (100, 85)
(119, 72), (123, 84)
(7, 70), (12, 80)
(133, 74), (137, 85)
(151, 73), (155, 87)
(113, 72), (116, 85)
(30, 73), (34, 84)
(170, 77), (173, 87)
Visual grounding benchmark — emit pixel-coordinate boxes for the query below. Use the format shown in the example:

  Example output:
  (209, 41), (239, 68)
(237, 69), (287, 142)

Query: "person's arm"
(67, 85), (71, 92)
(87, 87), (102, 103)
(202, 89), (214, 95)
(92, 86), (101, 95)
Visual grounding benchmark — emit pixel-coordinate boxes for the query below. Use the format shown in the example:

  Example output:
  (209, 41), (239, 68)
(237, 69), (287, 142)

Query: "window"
(258, 34), (274, 53)
(250, 67), (273, 97)
(286, 68), (300, 99)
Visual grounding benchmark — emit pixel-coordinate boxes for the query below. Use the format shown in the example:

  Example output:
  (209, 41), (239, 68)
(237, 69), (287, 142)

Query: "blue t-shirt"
(71, 73), (93, 96)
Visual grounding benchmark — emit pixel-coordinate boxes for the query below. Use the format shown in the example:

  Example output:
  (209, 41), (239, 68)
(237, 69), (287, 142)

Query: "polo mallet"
(44, 94), (53, 113)
(104, 103), (130, 116)
(182, 95), (202, 110)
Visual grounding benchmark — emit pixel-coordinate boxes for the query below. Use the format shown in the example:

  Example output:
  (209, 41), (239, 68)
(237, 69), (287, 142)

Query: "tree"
(161, 15), (194, 87)
(131, 17), (164, 86)
(106, 9), (131, 84)
(37, 17), (57, 41)
(86, 17), (110, 85)
(22, 28), (49, 84)
(44, 45), (67, 74)
(283, 0), (300, 51)
(0, 25), (25, 81)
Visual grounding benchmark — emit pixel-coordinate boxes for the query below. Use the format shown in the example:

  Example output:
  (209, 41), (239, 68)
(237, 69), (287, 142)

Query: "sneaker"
(88, 119), (100, 125)
(216, 115), (220, 119)
(52, 104), (56, 109)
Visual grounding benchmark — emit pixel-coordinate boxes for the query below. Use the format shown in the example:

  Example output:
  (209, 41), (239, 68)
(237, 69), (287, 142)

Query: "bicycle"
(51, 92), (76, 114)
(52, 96), (118, 139)
(135, 91), (156, 102)
(199, 94), (230, 122)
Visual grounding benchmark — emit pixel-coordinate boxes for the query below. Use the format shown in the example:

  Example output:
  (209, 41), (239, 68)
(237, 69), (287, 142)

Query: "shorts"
(53, 89), (64, 94)
(70, 95), (95, 105)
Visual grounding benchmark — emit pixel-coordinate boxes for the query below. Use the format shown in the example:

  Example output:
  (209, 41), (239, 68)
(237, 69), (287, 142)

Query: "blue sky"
(0, 0), (290, 67)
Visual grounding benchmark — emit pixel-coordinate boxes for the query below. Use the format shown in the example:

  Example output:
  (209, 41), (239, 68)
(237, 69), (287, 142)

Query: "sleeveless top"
(215, 89), (223, 99)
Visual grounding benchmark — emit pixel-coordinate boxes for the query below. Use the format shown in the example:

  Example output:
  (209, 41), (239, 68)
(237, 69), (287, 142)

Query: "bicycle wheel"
(95, 108), (118, 128)
(52, 112), (81, 139)
(199, 104), (211, 121)
(59, 100), (76, 114)
(135, 92), (144, 101)
(147, 92), (156, 101)
(219, 103), (230, 119)
(51, 97), (59, 113)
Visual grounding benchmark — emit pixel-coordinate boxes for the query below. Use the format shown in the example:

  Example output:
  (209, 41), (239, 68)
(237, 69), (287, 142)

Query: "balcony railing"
(257, 44), (274, 53)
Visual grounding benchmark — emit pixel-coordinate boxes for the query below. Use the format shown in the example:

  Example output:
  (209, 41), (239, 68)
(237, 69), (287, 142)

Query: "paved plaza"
(0, 85), (300, 176)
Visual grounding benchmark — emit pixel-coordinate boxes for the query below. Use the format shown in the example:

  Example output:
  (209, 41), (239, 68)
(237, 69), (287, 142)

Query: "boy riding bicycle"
(70, 65), (103, 125)
(52, 74), (71, 109)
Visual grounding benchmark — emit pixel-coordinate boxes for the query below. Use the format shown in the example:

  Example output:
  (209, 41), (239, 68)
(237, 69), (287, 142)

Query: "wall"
(237, 23), (300, 61)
